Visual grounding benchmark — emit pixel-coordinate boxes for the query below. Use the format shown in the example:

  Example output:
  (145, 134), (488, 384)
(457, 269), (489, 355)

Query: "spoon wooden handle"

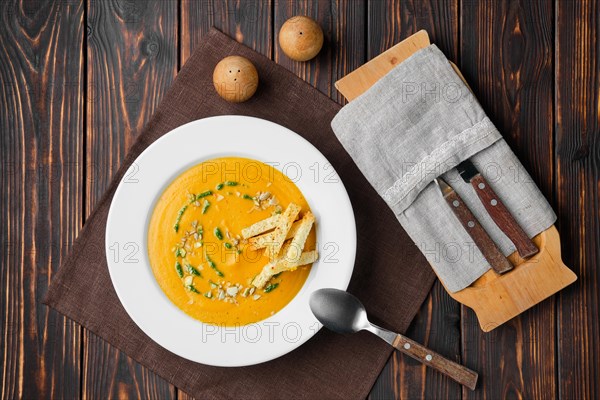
(392, 334), (478, 390)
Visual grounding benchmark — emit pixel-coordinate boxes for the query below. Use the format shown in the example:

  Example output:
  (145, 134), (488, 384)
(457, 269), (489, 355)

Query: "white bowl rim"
(105, 115), (357, 366)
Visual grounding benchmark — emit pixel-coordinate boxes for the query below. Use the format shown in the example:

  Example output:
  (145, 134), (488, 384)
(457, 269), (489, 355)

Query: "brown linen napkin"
(45, 29), (435, 400)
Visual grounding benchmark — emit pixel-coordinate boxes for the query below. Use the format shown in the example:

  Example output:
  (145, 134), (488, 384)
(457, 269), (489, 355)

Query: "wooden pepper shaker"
(279, 16), (324, 61)
(213, 55), (259, 102)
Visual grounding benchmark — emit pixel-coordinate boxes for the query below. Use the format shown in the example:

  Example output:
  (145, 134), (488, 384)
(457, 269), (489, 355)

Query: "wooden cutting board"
(335, 30), (577, 332)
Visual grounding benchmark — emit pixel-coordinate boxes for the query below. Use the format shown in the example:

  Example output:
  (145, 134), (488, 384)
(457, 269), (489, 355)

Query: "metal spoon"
(310, 288), (478, 390)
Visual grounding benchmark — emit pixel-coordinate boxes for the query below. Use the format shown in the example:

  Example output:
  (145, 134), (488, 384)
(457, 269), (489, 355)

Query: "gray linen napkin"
(331, 44), (556, 292)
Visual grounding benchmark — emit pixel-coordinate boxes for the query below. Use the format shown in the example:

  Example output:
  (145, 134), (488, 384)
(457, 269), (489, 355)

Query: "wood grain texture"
(0, 1), (597, 398)
(449, 226), (575, 333)
(0, 0), (84, 398)
(368, 0), (458, 61)
(460, 0), (555, 195)
(85, 0), (178, 398)
(82, 332), (174, 400)
(556, 0), (600, 398)
(460, 0), (556, 398)
(181, 0), (272, 64)
(274, 0), (366, 103)
(366, 1), (461, 399)
(335, 29), (430, 101)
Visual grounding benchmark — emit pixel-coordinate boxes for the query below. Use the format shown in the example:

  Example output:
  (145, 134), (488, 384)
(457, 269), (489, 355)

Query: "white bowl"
(106, 116), (356, 366)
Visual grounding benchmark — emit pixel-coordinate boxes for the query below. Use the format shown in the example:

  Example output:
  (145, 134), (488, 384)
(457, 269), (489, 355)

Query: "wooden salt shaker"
(213, 55), (259, 103)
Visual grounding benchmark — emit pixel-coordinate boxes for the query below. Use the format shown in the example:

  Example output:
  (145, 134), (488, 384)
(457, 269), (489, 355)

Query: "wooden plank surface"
(0, 0), (84, 398)
(366, 1), (461, 399)
(84, 0), (178, 398)
(556, 0), (600, 399)
(180, 0), (272, 64)
(274, 0), (366, 102)
(0, 0), (598, 398)
(459, 0), (556, 398)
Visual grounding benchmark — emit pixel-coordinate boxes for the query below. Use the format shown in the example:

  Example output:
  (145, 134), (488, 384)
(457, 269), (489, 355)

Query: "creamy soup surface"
(147, 157), (315, 326)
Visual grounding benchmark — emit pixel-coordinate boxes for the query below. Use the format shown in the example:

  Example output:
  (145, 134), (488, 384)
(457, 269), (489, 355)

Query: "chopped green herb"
(173, 205), (188, 232)
(206, 255), (215, 268)
(186, 263), (202, 277)
(264, 283), (279, 293)
(225, 181), (238, 186)
(224, 242), (232, 249)
(175, 261), (184, 278)
(214, 227), (223, 240)
(208, 279), (218, 288)
(206, 255), (224, 277)
(204, 291), (213, 299)
(186, 284), (201, 294)
(274, 209), (282, 215)
(242, 194), (254, 200)
(272, 272), (282, 278)
(195, 190), (212, 200)
(216, 183), (224, 190)
(201, 199), (210, 214)
(174, 248), (186, 258)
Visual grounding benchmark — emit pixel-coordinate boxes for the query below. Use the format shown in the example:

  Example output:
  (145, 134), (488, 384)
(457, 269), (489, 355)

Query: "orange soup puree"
(147, 157), (315, 326)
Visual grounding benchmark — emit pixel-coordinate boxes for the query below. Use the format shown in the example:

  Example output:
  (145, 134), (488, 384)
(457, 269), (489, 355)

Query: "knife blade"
(435, 177), (513, 274)
(456, 160), (539, 259)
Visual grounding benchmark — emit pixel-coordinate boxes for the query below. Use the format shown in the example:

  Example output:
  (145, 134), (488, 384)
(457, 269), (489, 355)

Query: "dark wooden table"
(1, 0), (598, 398)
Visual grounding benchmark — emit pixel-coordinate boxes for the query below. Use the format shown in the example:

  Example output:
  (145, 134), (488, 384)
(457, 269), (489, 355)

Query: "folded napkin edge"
(383, 117), (503, 212)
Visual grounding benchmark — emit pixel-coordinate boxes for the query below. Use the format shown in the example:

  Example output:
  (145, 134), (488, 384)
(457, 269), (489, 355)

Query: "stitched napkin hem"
(382, 116), (502, 212)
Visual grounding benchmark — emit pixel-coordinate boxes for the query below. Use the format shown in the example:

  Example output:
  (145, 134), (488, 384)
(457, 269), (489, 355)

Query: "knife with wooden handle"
(456, 160), (539, 259)
(435, 178), (514, 274)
